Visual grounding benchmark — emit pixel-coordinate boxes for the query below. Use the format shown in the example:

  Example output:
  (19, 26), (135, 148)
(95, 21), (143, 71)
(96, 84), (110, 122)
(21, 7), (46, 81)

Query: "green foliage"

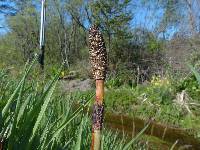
(7, 6), (39, 60)
(189, 64), (200, 85)
(106, 77), (124, 89)
(0, 69), (14, 111)
(0, 62), (88, 149)
(102, 74), (200, 135)
(90, 0), (132, 31)
(176, 75), (200, 100)
(175, 65), (200, 101)
(0, 63), (148, 150)
(0, 0), (167, 77)
(146, 36), (163, 52)
(89, 0), (133, 63)
(106, 64), (136, 89)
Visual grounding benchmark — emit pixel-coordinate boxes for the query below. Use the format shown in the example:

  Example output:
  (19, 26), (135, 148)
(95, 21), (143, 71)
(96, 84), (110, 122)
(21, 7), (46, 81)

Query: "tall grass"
(188, 64), (200, 85)
(0, 61), (147, 150)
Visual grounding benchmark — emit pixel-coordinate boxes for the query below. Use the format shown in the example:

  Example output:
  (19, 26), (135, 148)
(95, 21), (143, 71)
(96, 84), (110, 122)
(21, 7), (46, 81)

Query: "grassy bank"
(69, 69), (200, 140)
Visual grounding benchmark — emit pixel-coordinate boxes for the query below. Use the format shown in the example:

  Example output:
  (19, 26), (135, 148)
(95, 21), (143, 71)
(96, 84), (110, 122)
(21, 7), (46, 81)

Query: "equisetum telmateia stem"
(89, 25), (107, 150)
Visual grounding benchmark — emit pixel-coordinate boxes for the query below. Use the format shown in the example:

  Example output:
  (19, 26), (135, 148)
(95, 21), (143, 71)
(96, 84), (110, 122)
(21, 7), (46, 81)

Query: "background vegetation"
(0, 0), (200, 149)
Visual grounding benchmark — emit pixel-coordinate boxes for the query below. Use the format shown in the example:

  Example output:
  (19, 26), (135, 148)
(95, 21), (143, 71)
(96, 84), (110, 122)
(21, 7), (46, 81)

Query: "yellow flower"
(150, 76), (170, 87)
(61, 71), (65, 77)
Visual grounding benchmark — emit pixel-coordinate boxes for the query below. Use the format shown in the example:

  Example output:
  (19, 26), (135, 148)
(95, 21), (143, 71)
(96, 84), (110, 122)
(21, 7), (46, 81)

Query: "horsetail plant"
(88, 25), (107, 150)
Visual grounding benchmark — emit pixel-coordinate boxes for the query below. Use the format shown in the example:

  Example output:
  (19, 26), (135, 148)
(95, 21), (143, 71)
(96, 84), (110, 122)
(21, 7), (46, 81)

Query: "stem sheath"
(91, 80), (104, 150)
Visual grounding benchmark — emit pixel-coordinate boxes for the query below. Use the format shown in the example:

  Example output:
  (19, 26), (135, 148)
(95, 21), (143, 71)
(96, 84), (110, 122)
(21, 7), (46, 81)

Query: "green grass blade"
(16, 94), (32, 125)
(74, 119), (84, 150)
(7, 79), (26, 149)
(2, 77), (25, 118)
(123, 123), (150, 150)
(45, 97), (92, 148)
(101, 134), (104, 150)
(188, 64), (200, 85)
(14, 78), (25, 119)
(30, 80), (58, 141)
(2, 58), (36, 118)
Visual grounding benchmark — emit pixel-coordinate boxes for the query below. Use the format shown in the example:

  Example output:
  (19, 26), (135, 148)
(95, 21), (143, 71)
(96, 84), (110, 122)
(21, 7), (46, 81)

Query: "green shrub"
(106, 65), (136, 89)
(175, 65), (200, 101)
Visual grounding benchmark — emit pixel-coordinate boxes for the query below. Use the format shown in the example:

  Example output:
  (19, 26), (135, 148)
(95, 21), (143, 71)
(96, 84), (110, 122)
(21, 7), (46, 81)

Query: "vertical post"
(39, 0), (46, 70)
(89, 25), (107, 150)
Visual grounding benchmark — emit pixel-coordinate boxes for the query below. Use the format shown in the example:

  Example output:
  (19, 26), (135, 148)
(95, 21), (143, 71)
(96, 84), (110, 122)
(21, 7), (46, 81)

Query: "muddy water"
(73, 103), (200, 149)
(104, 112), (200, 149)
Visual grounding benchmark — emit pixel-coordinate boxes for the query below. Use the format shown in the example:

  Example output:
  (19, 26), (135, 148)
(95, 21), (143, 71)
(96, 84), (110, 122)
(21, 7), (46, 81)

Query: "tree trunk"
(185, 0), (196, 35)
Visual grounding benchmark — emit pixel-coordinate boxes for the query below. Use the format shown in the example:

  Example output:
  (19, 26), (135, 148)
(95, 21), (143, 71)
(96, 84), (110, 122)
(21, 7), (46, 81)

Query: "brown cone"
(88, 25), (107, 80)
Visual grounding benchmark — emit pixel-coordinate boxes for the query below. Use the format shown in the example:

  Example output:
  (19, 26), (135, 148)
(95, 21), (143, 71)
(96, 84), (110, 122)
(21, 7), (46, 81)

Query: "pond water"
(73, 103), (200, 149)
(104, 112), (200, 150)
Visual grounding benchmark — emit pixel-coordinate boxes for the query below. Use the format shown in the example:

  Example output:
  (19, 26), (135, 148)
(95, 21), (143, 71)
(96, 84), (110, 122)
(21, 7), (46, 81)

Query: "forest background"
(1, 0), (199, 75)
